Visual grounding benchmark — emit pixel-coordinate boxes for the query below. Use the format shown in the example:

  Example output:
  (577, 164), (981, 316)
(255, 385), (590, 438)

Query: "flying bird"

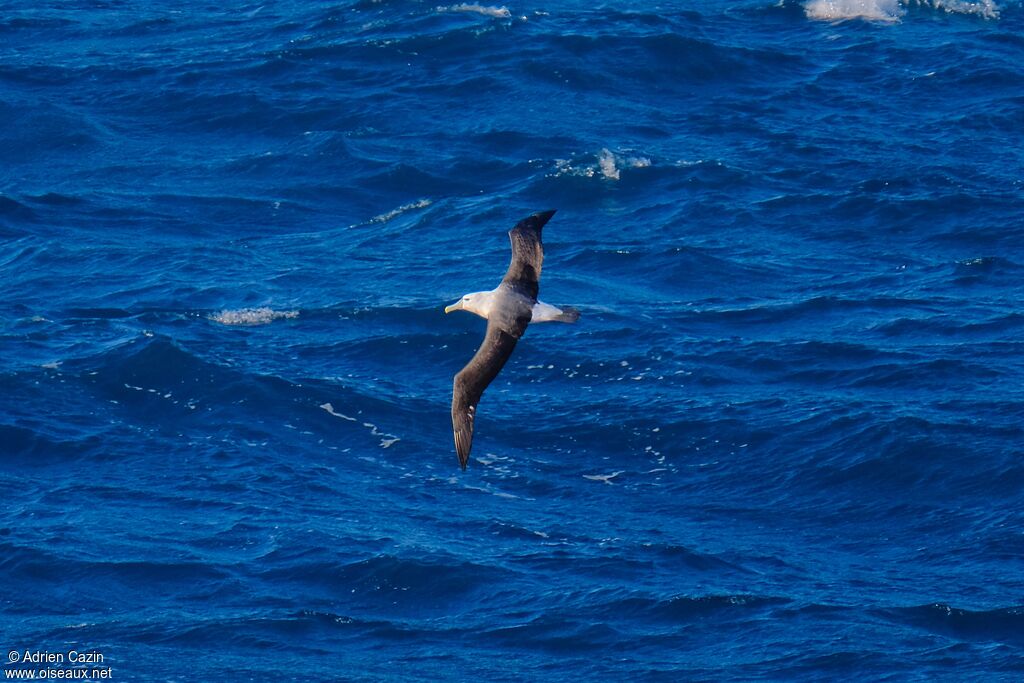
(445, 210), (579, 470)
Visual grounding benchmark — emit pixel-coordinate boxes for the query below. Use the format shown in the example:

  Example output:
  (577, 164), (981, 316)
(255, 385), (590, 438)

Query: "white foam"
(363, 421), (401, 448)
(583, 470), (625, 485)
(123, 382), (197, 410)
(805, 0), (999, 21)
(921, 0), (999, 18)
(321, 402), (400, 449)
(210, 307), (299, 326)
(598, 148), (620, 180)
(369, 198), (432, 225)
(555, 149), (652, 181)
(442, 4), (512, 18)
(320, 402), (357, 421)
(804, 0), (904, 21)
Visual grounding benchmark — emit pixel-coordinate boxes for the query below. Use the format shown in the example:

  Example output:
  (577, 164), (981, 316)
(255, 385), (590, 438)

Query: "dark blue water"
(3, 0), (1024, 679)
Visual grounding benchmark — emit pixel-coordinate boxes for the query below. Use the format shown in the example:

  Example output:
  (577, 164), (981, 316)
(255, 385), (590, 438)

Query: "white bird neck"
(463, 289), (499, 319)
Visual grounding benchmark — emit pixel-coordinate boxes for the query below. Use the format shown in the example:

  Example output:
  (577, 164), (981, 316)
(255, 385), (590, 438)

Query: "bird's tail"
(556, 306), (580, 323)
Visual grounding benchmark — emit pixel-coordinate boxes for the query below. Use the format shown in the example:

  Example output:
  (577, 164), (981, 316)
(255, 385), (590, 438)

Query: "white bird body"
(448, 289), (578, 324)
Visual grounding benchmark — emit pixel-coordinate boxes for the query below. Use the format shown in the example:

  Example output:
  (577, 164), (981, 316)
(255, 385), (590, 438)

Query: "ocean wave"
(671, 295), (922, 328)
(357, 162), (474, 196)
(0, 195), (37, 222)
(804, 0), (1000, 21)
(0, 425), (97, 461)
(210, 307), (299, 325)
(67, 609), (370, 649)
(543, 32), (807, 85)
(32, 335), (412, 458)
(321, 402), (400, 448)
(693, 340), (1004, 391)
(874, 311), (1024, 337)
(0, 16), (77, 33)
(565, 243), (773, 297)
(0, 102), (104, 160)
(26, 191), (86, 206)
(480, 615), (624, 651)
(553, 149), (652, 182)
(799, 415), (978, 491)
(257, 553), (510, 604)
(913, 0), (1000, 19)
(439, 4), (512, 19)
(804, 0), (905, 21)
(477, 591), (789, 654)
(0, 541), (228, 587)
(367, 198), (432, 225)
(530, 153), (751, 212)
(884, 603), (1024, 644)
(107, 16), (176, 37)
(602, 593), (790, 622)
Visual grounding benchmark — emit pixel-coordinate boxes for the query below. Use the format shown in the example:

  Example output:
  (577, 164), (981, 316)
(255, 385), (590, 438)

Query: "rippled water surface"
(2, 1), (1024, 679)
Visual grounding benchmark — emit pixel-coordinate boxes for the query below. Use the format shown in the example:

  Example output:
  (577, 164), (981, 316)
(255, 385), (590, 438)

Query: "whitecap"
(210, 307), (299, 326)
(805, 0), (999, 21)
(321, 402), (400, 449)
(369, 198), (432, 225)
(598, 148), (620, 180)
(555, 149), (652, 181)
(320, 402), (357, 421)
(921, 0), (999, 19)
(363, 420), (401, 449)
(442, 4), (512, 18)
(583, 470), (625, 485)
(804, 0), (904, 21)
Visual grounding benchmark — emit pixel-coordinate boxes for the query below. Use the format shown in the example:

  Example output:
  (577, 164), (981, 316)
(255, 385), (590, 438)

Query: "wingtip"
(454, 429), (471, 471)
(532, 209), (556, 228)
(513, 209), (557, 234)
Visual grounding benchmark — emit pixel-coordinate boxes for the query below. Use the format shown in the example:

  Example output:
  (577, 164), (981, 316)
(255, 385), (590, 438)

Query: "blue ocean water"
(2, 0), (1024, 679)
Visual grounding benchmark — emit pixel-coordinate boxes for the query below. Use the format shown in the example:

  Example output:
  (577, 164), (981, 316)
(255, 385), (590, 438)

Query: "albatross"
(445, 209), (579, 470)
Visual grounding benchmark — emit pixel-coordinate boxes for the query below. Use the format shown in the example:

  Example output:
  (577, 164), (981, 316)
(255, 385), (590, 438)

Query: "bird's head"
(445, 291), (490, 318)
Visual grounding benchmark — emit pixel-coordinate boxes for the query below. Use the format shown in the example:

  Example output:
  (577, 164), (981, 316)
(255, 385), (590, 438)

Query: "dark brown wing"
(501, 209), (555, 301)
(451, 320), (520, 469)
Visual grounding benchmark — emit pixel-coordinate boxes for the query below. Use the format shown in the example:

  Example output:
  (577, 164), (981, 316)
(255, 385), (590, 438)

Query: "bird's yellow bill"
(444, 300), (463, 314)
